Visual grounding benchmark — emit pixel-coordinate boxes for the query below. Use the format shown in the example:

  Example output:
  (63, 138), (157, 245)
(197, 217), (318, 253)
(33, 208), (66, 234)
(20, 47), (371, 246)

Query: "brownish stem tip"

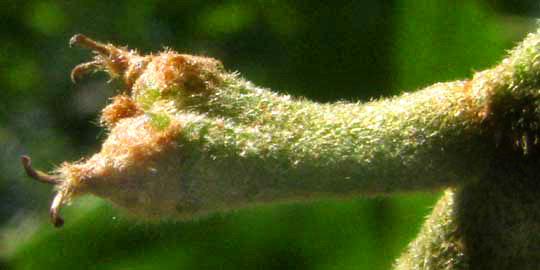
(50, 192), (65, 228)
(69, 34), (110, 56)
(21, 156), (65, 227)
(70, 60), (101, 83)
(69, 34), (113, 83)
(69, 34), (135, 84)
(21, 156), (61, 185)
(53, 215), (64, 227)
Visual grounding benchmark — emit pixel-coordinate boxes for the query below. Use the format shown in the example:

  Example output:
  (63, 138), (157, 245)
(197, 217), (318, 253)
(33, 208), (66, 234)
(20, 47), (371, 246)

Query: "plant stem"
(23, 29), (540, 269)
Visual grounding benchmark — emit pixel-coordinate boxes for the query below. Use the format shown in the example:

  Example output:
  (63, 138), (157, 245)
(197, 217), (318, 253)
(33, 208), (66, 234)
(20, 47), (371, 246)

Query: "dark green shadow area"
(10, 193), (438, 270)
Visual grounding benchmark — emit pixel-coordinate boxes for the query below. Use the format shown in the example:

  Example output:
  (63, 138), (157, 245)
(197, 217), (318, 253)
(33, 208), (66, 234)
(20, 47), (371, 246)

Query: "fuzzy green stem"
(74, 76), (496, 218)
(24, 29), (540, 269)
(173, 79), (491, 197)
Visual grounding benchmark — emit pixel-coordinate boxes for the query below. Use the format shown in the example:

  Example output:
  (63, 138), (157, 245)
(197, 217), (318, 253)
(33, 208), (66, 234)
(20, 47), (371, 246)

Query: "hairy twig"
(23, 30), (540, 269)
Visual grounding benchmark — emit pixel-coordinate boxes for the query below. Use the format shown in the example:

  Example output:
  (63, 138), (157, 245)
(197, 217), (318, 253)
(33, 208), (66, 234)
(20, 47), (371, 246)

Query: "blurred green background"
(1, 1), (537, 269)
